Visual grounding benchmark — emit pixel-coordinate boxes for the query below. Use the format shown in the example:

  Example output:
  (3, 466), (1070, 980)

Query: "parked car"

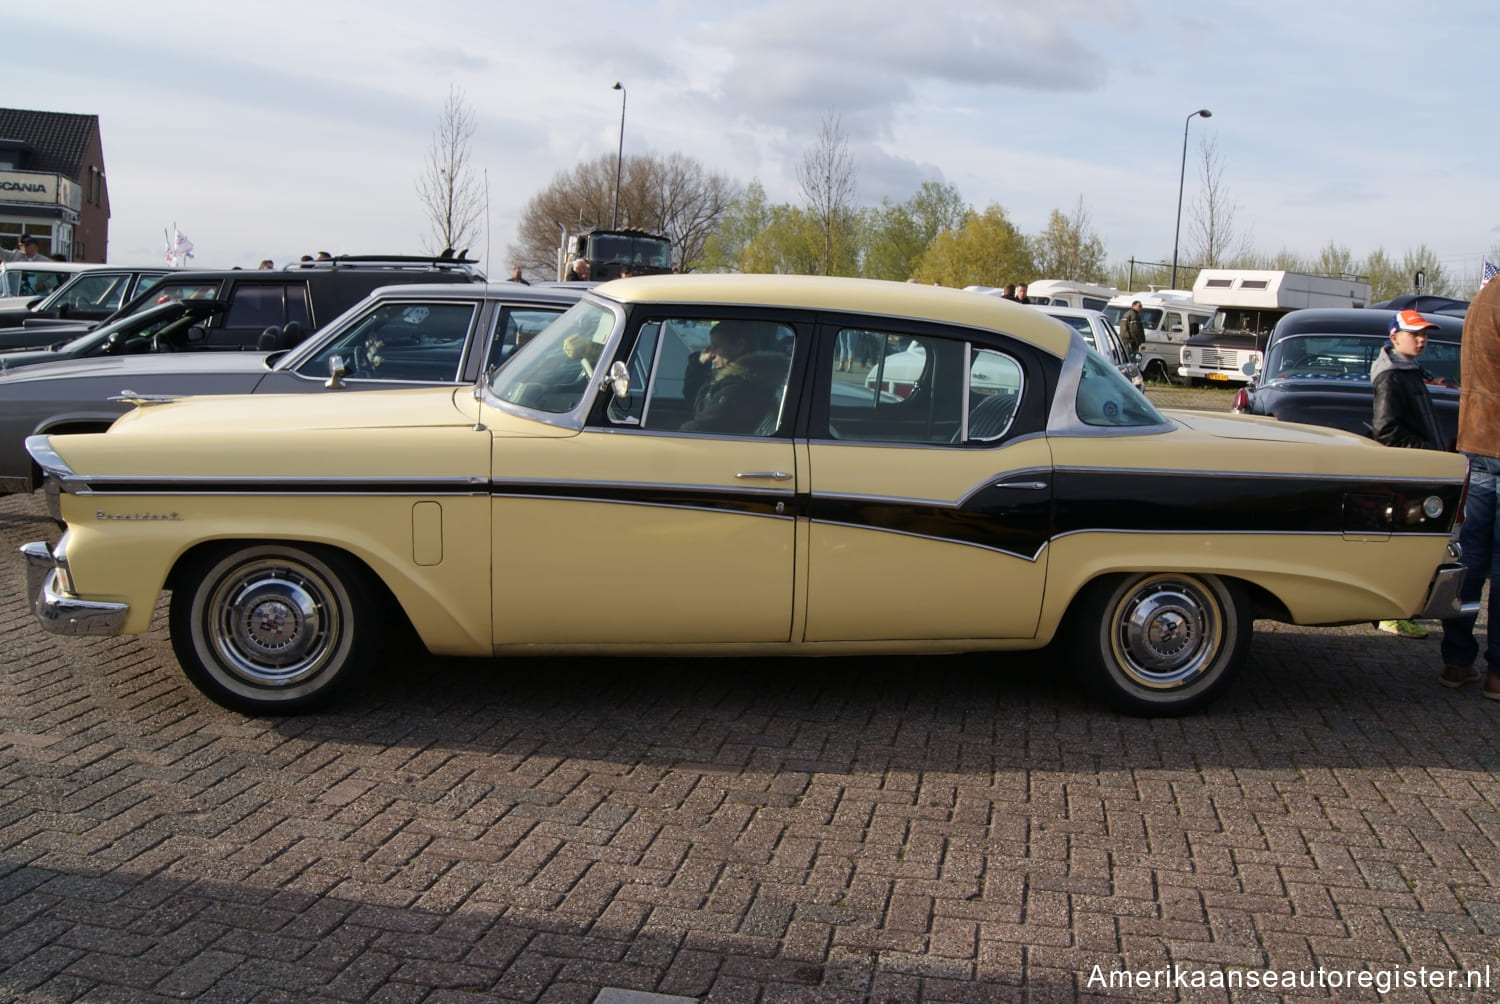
(22, 275), (1472, 718)
(1177, 309), (1272, 386)
(0, 265), (173, 330)
(10, 254), (486, 350)
(0, 281), (584, 495)
(0, 298), (228, 374)
(0, 261), (92, 311)
(1369, 294), (1468, 317)
(1037, 306), (1144, 389)
(1231, 308), (1464, 446)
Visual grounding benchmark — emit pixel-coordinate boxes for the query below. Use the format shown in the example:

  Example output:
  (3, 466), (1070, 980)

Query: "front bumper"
(20, 541), (129, 636)
(1419, 562), (1480, 620)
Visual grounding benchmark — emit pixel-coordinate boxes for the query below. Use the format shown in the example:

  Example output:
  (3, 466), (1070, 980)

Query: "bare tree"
(509, 152), (736, 277)
(1186, 135), (1253, 275)
(796, 112), (859, 275)
(416, 86), (485, 256)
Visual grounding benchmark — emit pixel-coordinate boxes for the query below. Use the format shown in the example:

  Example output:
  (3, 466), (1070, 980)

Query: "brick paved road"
(3, 406), (1498, 1002)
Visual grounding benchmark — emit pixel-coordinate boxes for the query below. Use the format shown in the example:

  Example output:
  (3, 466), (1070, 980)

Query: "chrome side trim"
(1420, 563), (1481, 620)
(21, 541), (130, 637)
(1053, 465), (1469, 486)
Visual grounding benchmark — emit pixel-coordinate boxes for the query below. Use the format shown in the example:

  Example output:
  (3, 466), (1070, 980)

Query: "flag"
(165, 225), (194, 265)
(1483, 260), (1498, 289)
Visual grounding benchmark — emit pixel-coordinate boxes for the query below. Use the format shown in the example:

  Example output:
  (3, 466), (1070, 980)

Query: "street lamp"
(1170, 108), (1211, 290)
(611, 82), (626, 229)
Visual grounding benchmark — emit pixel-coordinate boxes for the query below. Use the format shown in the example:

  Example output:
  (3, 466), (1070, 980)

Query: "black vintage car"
(0, 254), (486, 351)
(1232, 308), (1463, 447)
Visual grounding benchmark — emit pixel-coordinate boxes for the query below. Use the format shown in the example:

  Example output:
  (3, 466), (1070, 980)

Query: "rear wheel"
(170, 544), (380, 714)
(1069, 572), (1250, 715)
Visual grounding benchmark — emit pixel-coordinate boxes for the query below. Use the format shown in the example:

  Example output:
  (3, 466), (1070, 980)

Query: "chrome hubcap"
(1113, 578), (1221, 688)
(207, 560), (340, 688)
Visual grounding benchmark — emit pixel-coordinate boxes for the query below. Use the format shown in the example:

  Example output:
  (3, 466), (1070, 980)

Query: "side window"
(965, 349), (1025, 441)
(297, 302), (478, 383)
(1164, 311), (1184, 333)
(286, 285), (311, 329)
(1083, 297), (1109, 311)
(610, 318), (795, 437)
(1075, 352), (1164, 427)
(60, 273), (126, 309)
(827, 330), (966, 444)
(132, 274), (167, 298)
(485, 305), (568, 372)
(225, 285), (293, 329)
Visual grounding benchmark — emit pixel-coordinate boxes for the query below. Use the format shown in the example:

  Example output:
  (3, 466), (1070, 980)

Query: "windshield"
(488, 300), (618, 413)
(1266, 333), (1461, 387)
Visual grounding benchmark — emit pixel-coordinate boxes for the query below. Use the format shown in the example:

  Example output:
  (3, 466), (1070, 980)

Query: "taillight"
(1231, 388), (1249, 412)
(1455, 467), (1470, 528)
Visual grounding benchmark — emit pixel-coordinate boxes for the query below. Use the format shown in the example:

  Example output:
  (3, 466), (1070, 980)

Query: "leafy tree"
(862, 181), (967, 281)
(1031, 197), (1108, 282)
(1314, 241), (1358, 278)
(911, 204), (1035, 288)
(740, 205), (824, 274)
(509, 152), (735, 278)
(1360, 247), (1403, 301)
(416, 86), (484, 256)
(699, 180), (771, 272)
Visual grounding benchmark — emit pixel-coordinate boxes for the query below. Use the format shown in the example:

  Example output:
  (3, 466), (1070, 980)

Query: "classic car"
(0, 261), (92, 311)
(0, 265), (172, 331)
(0, 281), (583, 495)
(1232, 308), (1464, 446)
(0, 297), (227, 373)
(12, 253), (487, 349)
(21, 275), (1473, 718)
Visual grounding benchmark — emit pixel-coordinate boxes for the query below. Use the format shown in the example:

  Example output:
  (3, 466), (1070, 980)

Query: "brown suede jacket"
(1459, 279), (1500, 458)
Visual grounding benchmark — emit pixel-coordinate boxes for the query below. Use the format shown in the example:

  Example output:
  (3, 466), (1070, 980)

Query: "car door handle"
(736, 471), (793, 481)
(992, 480), (1048, 490)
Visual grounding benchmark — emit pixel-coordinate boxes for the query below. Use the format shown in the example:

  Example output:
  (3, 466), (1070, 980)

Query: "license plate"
(1207, 373), (1229, 382)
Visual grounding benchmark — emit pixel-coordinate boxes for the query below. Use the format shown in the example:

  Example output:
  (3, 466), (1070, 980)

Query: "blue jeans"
(1441, 454), (1500, 671)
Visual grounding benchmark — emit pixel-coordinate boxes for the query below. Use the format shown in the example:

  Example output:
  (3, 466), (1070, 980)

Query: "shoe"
(1377, 619), (1428, 639)
(1440, 664), (1480, 688)
(1484, 673), (1500, 701)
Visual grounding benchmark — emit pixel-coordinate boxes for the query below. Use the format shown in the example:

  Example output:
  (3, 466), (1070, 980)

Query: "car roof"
(1272, 307), (1465, 340)
(364, 281), (586, 303)
(1038, 305), (1108, 320)
(593, 274), (1073, 357)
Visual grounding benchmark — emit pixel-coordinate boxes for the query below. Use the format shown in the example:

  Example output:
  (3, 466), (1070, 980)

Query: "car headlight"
(1181, 350), (1194, 365)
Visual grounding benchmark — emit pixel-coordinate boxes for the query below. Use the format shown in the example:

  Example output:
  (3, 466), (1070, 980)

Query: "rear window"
(1267, 334), (1461, 387)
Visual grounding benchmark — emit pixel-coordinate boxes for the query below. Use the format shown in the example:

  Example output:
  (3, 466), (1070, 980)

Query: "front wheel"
(170, 544), (381, 714)
(1068, 573), (1250, 716)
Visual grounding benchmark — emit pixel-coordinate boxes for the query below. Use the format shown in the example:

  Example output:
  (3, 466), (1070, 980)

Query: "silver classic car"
(0, 282), (583, 494)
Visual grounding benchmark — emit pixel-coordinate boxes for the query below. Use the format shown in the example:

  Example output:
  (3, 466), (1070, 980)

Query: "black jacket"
(681, 351), (788, 434)
(1371, 345), (1444, 450)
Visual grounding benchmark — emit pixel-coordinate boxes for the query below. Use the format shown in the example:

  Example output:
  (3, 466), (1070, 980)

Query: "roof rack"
(287, 254), (484, 276)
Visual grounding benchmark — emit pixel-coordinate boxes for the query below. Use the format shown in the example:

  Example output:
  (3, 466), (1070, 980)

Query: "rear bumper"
(1419, 562), (1480, 620)
(20, 541), (129, 636)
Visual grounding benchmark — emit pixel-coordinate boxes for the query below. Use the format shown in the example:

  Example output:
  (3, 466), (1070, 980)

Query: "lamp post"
(1170, 108), (1211, 290)
(611, 82), (626, 229)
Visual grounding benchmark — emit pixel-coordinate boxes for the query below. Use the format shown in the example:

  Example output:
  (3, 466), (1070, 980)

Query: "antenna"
(483, 167), (491, 280)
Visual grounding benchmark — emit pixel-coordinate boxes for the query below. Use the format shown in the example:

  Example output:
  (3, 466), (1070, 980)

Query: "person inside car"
(680, 320), (789, 434)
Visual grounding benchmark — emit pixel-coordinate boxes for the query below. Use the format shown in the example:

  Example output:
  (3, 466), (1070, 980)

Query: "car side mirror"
(325, 354), (347, 389)
(607, 360), (630, 399)
(1132, 351), (1143, 364)
(1241, 361), (1257, 377)
(1170, 324), (1184, 333)
(185, 326), (206, 343)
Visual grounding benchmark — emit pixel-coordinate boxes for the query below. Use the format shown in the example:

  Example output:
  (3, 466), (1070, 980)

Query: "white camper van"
(1103, 291), (1214, 383)
(1178, 269), (1372, 385)
(1024, 280), (1120, 311)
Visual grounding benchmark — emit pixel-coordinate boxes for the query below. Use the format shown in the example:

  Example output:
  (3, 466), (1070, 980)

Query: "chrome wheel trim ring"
(205, 558), (342, 689)
(1109, 576), (1223, 690)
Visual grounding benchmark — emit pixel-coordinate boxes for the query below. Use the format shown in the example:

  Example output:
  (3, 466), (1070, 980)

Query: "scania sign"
(0, 171), (59, 205)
